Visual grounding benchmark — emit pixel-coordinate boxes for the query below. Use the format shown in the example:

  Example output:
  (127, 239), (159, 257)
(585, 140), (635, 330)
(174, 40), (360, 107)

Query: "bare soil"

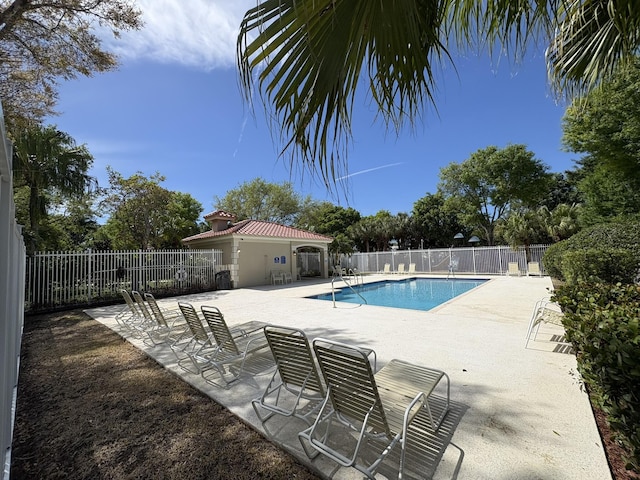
(592, 408), (640, 480)
(10, 309), (321, 480)
(9, 309), (638, 480)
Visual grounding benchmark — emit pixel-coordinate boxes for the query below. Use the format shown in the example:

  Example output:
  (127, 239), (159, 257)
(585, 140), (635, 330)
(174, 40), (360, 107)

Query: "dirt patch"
(593, 407), (640, 480)
(10, 310), (321, 480)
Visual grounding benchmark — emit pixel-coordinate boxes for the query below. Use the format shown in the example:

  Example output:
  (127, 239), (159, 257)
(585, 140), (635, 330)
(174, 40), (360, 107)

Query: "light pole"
(468, 236), (480, 273)
(453, 232), (464, 248)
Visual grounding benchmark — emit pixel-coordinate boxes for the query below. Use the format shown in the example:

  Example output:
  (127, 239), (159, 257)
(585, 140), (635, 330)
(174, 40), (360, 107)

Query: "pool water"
(310, 278), (487, 311)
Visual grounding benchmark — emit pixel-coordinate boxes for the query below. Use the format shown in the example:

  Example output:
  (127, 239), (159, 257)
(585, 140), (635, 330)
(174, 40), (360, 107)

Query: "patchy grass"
(10, 310), (321, 480)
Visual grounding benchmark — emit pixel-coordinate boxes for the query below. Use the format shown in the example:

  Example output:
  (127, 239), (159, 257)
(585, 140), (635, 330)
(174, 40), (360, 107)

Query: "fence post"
(87, 249), (93, 304)
(473, 247), (477, 274)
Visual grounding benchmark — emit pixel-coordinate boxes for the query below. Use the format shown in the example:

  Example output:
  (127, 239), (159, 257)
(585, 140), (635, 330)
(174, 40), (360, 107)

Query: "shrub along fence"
(546, 221), (640, 473)
(554, 283), (640, 472)
(25, 249), (225, 313)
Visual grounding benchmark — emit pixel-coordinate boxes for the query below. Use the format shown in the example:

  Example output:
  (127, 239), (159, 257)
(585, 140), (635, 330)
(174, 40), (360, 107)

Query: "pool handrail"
(330, 271), (367, 308)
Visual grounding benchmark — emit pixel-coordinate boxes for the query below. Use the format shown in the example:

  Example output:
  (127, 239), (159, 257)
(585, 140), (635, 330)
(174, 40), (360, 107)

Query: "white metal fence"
(25, 249), (225, 312)
(342, 245), (549, 275)
(1, 106), (26, 480)
(297, 251), (321, 276)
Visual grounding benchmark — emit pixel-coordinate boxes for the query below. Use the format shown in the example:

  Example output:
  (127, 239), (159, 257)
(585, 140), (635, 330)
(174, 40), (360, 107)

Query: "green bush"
(553, 283), (640, 472)
(542, 221), (640, 284)
(542, 241), (567, 280)
(561, 248), (638, 284)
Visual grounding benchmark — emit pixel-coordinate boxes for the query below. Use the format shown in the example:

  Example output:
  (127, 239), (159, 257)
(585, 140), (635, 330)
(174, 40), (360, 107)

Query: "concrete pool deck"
(86, 275), (612, 480)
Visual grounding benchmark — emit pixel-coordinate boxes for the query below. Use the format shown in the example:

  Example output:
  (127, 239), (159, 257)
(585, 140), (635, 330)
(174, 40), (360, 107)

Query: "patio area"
(85, 275), (611, 480)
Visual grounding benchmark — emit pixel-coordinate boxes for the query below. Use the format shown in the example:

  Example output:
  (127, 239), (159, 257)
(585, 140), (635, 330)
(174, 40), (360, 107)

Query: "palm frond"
(546, 0), (640, 99)
(238, 0), (451, 190)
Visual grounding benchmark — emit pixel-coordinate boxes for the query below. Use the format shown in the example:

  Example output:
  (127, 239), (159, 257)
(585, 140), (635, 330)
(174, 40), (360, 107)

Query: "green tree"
(12, 124), (95, 252)
(349, 210), (401, 252)
(495, 210), (543, 261)
(577, 165), (640, 225)
(562, 58), (640, 223)
(161, 192), (205, 248)
(438, 144), (551, 245)
(296, 201), (361, 256)
(411, 193), (466, 248)
(41, 196), (100, 250)
(214, 178), (306, 225)
(349, 216), (378, 253)
(296, 201), (361, 235)
(540, 172), (582, 210)
(563, 58), (640, 185)
(238, 1), (640, 185)
(538, 203), (582, 242)
(0, 1), (141, 129)
(100, 169), (202, 250)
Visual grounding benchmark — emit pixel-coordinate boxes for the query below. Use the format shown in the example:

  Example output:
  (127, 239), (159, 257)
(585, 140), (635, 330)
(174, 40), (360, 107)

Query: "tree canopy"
(100, 169), (203, 250)
(411, 192), (466, 248)
(438, 144), (551, 245)
(214, 178), (307, 225)
(238, 0), (640, 186)
(12, 124), (95, 252)
(562, 58), (640, 224)
(0, 0), (141, 129)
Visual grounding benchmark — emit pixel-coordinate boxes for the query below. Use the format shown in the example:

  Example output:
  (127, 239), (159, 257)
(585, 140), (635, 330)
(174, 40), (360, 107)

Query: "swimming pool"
(309, 278), (487, 311)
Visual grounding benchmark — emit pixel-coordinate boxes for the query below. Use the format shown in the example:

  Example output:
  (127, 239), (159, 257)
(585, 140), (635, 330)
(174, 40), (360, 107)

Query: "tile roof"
(182, 219), (333, 243)
(203, 210), (236, 220)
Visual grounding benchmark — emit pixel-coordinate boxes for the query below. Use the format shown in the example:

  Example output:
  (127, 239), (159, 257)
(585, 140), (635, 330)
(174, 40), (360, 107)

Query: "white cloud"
(103, 1), (256, 70)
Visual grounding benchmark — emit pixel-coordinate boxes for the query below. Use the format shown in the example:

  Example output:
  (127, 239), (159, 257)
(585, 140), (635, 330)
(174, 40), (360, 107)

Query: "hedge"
(543, 221), (640, 284)
(553, 283), (640, 472)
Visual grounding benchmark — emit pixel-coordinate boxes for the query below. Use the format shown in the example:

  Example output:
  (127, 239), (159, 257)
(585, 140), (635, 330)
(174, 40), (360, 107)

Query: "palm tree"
(238, 1), (640, 185)
(538, 203), (582, 242)
(496, 211), (541, 261)
(13, 124), (95, 252)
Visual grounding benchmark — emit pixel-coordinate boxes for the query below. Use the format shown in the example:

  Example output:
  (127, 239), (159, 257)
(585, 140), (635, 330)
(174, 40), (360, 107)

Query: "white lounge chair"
(527, 261), (542, 276)
(397, 263), (406, 274)
(507, 262), (521, 276)
(525, 298), (565, 346)
(200, 305), (271, 386)
(252, 325), (325, 426)
(299, 338), (450, 479)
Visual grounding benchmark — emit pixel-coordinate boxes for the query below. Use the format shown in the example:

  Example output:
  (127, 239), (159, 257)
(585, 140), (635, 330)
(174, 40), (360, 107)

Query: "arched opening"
(295, 245), (324, 279)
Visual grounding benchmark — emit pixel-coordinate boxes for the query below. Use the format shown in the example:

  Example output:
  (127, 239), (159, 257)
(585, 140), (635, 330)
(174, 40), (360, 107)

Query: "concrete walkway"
(86, 275), (611, 480)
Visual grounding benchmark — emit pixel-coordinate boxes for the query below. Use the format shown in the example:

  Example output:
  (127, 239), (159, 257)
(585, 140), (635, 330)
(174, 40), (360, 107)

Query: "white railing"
(1, 105), (26, 480)
(25, 249), (225, 312)
(344, 245), (550, 275)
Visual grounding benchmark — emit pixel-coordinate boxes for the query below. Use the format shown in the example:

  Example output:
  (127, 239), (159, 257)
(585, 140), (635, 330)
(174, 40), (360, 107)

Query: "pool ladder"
(331, 268), (367, 308)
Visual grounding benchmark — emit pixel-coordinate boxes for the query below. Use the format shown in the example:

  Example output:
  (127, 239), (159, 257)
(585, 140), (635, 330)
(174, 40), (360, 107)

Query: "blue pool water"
(310, 278), (486, 311)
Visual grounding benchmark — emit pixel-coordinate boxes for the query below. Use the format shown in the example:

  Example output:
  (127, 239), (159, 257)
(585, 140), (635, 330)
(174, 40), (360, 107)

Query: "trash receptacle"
(215, 270), (231, 290)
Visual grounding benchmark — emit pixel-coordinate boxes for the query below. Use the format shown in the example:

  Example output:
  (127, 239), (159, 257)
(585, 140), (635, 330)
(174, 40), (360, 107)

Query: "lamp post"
(468, 236), (480, 274)
(453, 232), (464, 247)
(389, 238), (398, 270)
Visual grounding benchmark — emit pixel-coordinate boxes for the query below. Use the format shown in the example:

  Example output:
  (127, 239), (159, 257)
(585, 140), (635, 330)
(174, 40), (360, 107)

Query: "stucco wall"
(184, 235), (330, 288)
(237, 240), (296, 287)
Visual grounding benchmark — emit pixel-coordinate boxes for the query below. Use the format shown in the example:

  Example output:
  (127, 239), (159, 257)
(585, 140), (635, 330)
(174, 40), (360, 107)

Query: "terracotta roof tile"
(203, 210), (236, 220)
(182, 219), (333, 243)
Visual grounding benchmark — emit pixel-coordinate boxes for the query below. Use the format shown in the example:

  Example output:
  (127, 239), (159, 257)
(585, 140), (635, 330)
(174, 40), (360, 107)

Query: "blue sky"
(47, 1), (578, 219)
